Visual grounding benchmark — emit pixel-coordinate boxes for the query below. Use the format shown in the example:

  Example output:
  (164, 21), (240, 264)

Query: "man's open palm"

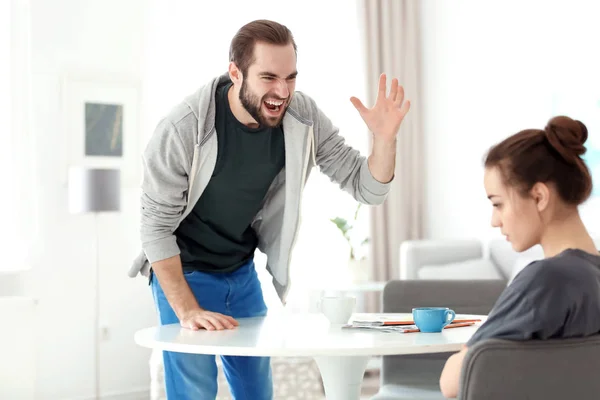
(350, 74), (411, 142)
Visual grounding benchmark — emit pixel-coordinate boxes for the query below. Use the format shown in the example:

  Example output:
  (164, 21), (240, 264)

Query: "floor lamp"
(68, 167), (121, 399)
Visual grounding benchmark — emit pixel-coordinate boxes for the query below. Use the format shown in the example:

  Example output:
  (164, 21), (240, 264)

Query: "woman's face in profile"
(484, 167), (542, 252)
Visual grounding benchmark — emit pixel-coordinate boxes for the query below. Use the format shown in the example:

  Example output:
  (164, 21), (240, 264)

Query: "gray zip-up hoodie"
(128, 73), (391, 302)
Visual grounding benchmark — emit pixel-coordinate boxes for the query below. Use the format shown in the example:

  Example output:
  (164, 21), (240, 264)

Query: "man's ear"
(228, 62), (242, 84)
(530, 182), (550, 212)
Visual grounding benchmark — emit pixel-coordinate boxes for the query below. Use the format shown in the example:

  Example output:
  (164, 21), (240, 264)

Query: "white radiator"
(0, 296), (36, 400)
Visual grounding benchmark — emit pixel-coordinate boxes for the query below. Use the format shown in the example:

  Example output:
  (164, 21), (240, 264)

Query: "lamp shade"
(68, 167), (121, 213)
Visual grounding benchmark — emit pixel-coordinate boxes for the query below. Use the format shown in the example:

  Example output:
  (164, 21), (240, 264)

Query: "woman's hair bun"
(544, 115), (588, 161)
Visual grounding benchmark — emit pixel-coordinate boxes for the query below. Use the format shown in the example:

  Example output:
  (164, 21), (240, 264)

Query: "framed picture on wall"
(61, 73), (141, 187)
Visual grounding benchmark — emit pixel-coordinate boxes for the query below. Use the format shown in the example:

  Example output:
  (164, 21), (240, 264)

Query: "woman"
(440, 116), (600, 398)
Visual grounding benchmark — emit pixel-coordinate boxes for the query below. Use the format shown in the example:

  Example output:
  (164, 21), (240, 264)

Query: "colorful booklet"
(343, 317), (482, 333)
(350, 317), (482, 327)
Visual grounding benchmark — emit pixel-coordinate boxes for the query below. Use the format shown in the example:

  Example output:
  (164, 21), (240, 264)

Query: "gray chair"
(459, 335), (600, 400)
(371, 280), (506, 400)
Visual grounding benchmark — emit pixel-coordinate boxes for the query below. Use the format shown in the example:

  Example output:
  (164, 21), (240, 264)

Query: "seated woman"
(440, 116), (600, 398)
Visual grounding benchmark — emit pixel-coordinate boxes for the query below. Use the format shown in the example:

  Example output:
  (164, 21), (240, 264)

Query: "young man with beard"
(130, 19), (410, 399)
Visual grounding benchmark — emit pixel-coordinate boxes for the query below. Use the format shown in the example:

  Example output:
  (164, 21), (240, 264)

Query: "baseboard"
(67, 387), (150, 400)
(101, 387), (150, 400)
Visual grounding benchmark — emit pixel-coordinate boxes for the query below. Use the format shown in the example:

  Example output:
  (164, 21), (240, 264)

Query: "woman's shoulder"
(511, 249), (600, 290)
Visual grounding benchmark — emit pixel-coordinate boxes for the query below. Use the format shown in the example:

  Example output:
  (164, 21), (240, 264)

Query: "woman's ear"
(530, 182), (550, 212)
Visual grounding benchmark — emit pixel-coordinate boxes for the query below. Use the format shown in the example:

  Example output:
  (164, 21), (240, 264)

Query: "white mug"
(319, 295), (356, 325)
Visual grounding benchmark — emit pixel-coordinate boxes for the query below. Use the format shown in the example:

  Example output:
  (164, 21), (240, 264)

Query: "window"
(0, 0), (34, 273)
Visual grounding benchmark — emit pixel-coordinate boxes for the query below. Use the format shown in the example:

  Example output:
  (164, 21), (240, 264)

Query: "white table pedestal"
(314, 355), (370, 400)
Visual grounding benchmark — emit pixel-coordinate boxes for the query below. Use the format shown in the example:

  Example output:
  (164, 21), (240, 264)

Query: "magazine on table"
(343, 316), (482, 333)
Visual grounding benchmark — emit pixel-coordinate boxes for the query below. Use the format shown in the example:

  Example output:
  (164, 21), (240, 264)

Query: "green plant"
(329, 203), (369, 260)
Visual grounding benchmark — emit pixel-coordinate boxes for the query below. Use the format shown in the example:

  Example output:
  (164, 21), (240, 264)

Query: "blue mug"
(412, 307), (456, 333)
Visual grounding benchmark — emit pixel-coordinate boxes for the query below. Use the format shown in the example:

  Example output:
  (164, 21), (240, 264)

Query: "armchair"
(459, 335), (600, 400)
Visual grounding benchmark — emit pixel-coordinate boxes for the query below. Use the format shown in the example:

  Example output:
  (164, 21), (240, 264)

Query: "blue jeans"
(151, 259), (273, 400)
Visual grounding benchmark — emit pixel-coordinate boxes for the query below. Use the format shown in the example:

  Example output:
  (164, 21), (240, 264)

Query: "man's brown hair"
(229, 19), (297, 76)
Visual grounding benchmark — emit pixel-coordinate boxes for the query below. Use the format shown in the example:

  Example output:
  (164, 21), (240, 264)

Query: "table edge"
(134, 331), (466, 357)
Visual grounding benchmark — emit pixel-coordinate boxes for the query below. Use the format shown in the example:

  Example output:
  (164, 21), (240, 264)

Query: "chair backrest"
(459, 336), (600, 400)
(382, 280), (506, 315)
(487, 239), (520, 279)
(379, 280), (506, 387)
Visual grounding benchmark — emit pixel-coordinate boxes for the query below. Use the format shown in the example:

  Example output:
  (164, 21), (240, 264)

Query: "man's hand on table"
(180, 308), (239, 331)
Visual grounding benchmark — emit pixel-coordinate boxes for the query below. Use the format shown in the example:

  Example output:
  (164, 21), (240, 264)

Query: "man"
(129, 19), (410, 399)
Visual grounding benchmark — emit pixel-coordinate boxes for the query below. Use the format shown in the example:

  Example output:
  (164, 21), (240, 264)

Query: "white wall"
(0, 297), (36, 399)
(420, 0), (600, 241)
(29, 0), (155, 398)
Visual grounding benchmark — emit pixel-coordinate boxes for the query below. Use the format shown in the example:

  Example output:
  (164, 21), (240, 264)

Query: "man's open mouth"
(263, 99), (285, 115)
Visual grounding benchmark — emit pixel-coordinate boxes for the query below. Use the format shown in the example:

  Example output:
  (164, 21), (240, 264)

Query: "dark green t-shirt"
(175, 82), (285, 272)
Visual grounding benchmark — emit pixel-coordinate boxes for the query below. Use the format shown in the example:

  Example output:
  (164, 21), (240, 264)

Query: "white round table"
(135, 312), (485, 400)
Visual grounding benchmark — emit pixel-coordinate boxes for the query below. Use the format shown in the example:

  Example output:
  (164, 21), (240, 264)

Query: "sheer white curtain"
(0, 0), (35, 274)
(357, 0), (424, 283)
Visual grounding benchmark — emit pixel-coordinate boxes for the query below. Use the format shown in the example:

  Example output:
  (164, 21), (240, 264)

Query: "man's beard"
(239, 80), (287, 128)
